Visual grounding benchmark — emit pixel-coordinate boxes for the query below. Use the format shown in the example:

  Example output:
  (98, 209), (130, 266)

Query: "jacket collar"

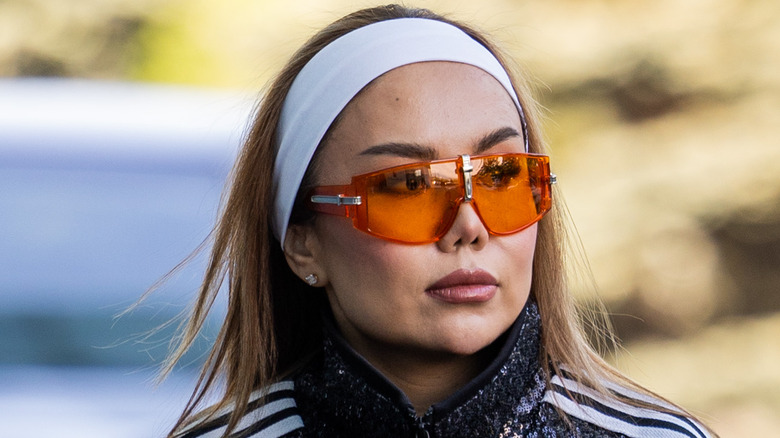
(294, 301), (545, 436)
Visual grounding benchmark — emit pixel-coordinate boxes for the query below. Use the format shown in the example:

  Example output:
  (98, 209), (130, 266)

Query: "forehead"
(317, 62), (524, 179)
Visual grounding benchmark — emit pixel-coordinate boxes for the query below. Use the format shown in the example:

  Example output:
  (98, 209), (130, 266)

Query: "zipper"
(414, 415), (432, 438)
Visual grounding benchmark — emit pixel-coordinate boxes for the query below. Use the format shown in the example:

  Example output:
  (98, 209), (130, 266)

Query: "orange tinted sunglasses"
(307, 153), (555, 244)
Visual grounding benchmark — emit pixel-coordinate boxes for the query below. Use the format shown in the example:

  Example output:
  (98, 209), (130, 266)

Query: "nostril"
(436, 203), (490, 251)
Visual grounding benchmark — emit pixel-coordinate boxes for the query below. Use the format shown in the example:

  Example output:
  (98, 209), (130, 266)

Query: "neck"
(355, 341), (499, 416)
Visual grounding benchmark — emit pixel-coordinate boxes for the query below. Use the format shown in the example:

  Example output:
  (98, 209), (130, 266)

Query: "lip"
(425, 269), (498, 304)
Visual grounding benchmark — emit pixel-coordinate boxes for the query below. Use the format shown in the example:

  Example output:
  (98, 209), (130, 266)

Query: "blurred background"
(1, 0), (777, 436)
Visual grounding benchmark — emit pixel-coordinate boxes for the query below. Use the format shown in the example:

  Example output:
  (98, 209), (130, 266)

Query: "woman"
(164, 5), (715, 438)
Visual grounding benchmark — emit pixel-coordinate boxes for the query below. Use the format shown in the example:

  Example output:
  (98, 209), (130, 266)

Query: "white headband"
(272, 17), (528, 244)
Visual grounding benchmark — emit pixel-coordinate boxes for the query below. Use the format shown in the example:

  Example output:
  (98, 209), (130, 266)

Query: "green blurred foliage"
(131, 2), (219, 85)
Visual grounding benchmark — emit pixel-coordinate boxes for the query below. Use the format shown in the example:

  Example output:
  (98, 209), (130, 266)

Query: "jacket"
(181, 302), (711, 438)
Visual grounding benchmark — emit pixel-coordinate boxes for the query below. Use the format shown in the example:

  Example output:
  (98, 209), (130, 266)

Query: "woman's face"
(302, 61), (536, 361)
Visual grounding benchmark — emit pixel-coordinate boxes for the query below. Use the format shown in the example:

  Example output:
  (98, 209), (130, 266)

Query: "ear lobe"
(283, 224), (325, 284)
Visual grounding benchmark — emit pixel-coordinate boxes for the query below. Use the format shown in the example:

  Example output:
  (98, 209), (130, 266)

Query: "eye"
(376, 167), (432, 195)
(475, 157), (522, 187)
(404, 169), (425, 191)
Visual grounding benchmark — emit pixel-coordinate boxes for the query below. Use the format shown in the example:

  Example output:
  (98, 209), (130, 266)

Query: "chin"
(433, 328), (505, 357)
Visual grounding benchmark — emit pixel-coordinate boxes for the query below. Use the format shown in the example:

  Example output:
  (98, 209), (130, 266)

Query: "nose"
(436, 202), (489, 252)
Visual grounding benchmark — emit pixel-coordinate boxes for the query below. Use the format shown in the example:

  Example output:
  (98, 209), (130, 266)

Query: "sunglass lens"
(472, 156), (547, 233)
(362, 165), (457, 243)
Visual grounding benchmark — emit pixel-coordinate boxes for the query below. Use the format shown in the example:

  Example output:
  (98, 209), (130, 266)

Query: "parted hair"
(163, 4), (714, 437)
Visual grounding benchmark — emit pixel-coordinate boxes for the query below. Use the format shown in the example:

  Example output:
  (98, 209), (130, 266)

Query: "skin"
(285, 61), (537, 415)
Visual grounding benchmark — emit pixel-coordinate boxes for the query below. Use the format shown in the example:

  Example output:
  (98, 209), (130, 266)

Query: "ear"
(283, 223), (326, 286)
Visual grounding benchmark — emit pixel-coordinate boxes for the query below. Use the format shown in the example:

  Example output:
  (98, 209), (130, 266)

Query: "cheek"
(314, 216), (402, 291)
(511, 225), (538, 284)
(314, 217), (427, 336)
(491, 224), (537, 305)
(314, 215), (440, 303)
(515, 225), (538, 268)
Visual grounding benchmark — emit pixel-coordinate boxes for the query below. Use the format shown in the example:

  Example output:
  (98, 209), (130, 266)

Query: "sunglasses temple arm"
(310, 194), (362, 206)
(308, 193), (361, 218)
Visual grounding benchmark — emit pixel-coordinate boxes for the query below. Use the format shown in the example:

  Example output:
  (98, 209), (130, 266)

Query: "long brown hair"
(163, 5), (715, 437)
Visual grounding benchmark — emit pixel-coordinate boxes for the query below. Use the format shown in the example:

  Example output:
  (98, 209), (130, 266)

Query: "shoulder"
(542, 373), (712, 438)
(178, 380), (304, 438)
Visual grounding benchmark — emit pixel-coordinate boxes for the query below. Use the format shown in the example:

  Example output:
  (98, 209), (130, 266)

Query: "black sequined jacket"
(182, 302), (711, 438)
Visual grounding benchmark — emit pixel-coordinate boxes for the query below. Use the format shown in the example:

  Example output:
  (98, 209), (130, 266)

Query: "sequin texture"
(289, 302), (627, 437)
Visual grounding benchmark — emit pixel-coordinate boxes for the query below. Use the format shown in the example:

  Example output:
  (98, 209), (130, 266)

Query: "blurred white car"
(0, 77), (255, 437)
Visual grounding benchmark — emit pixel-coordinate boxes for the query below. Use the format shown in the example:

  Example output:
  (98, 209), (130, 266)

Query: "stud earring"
(304, 274), (318, 286)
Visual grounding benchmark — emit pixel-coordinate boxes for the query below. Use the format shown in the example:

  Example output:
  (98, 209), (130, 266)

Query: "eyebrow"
(359, 142), (438, 160)
(474, 126), (522, 154)
(359, 126), (523, 160)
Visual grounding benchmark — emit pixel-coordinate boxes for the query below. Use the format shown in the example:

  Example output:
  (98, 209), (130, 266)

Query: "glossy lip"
(425, 269), (498, 304)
